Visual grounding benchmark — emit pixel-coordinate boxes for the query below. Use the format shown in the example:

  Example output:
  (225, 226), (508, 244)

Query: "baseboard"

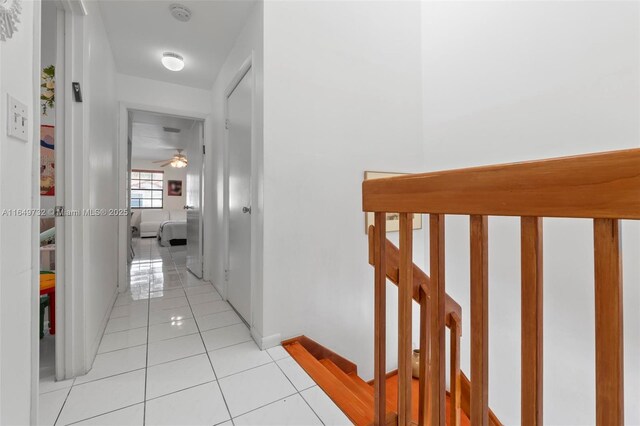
(211, 280), (225, 300)
(366, 369), (398, 385)
(251, 327), (281, 350)
(282, 335), (358, 375)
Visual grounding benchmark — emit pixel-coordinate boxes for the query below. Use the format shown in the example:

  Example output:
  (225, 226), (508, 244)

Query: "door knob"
(242, 206), (251, 214)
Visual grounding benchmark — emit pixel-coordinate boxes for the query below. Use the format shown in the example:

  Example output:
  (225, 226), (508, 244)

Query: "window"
(131, 170), (164, 209)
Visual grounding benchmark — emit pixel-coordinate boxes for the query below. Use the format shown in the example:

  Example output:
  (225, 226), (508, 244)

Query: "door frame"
(30, 1), (43, 422)
(223, 54), (265, 346)
(186, 120), (206, 278)
(31, 0), (87, 421)
(117, 102), (211, 291)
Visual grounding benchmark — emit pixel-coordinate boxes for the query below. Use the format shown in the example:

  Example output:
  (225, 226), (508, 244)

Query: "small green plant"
(41, 65), (55, 116)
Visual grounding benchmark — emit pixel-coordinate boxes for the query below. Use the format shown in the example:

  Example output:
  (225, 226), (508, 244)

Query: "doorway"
(226, 65), (253, 324)
(186, 121), (205, 278)
(119, 107), (207, 291)
(38, 0), (66, 391)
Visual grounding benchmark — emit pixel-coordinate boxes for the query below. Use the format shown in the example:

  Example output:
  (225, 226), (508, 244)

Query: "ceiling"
(99, 0), (256, 89)
(131, 110), (199, 161)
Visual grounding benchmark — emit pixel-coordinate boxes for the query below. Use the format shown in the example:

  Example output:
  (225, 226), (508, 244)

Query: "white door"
(227, 67), (253, 323)
(186, 121), (204, 278)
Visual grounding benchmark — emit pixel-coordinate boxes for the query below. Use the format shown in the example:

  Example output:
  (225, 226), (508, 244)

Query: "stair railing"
(363, 149), (640, 426)
(367, 229), (464, 426)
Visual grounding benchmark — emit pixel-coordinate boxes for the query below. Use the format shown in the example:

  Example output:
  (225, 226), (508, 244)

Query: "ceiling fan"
(153, 149), (188, 168)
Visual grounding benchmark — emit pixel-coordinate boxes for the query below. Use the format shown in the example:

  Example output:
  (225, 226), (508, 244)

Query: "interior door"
(186, 121), (204, 278)
(227, 67), (253, 324)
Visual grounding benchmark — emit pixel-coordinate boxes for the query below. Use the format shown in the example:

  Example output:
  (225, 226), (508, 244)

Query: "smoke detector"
(169, 4), (191, 22)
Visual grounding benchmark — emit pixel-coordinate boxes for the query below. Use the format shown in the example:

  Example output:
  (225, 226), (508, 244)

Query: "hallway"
(39, 238), (350, 425)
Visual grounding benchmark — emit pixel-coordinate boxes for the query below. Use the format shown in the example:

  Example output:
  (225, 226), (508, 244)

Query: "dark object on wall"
(168, 180), (182, 196)
(72, 82), (83, 102)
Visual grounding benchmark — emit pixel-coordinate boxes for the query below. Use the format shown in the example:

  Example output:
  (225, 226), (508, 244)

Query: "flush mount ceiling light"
(161, 52), (184, 72)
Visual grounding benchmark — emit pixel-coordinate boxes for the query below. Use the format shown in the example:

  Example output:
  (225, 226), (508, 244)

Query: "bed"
(156, 210), (187, 247)
(157, 220), (187, 246)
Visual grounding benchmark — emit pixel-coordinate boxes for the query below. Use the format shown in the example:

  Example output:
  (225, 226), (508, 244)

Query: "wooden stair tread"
(320, 359), (375, 406)
(285, 340), (473, 426)
(346, 370), (397, 414)
(385, 373), (471, 426)
(284, 342), (377, 425)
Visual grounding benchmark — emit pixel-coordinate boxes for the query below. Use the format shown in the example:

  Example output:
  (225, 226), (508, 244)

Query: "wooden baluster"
(521, 217), (543, 426)
(398, 214), (413, 425)
(470, 215), (488, 426)
(374, 213), (387, 425)
(593, 219), (624, 425)
(450, 312), (462, 426)
(430, 214), (446, 426)
(418, 287), (431, 426)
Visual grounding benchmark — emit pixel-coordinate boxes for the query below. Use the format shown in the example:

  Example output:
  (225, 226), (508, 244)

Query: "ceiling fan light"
(162, 52), (185, 72)
(170, 157), (187, 168)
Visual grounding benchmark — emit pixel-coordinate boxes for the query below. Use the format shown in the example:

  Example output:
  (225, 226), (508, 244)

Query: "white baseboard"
(251, 327), (281, 350)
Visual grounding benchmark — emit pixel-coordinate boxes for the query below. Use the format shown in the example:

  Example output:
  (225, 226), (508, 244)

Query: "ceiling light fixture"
(161, 52), (185, 72)
(170, 157), (188, 168)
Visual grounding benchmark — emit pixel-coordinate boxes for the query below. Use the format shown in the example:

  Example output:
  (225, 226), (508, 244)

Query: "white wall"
(117, 73), (211, 116)
(261, 0), (425, 377)
(208, 1), (264, 335)
(422, 2), (640, 424)
(79, 1), (120, 368)
(130, 159), (187, 227)
(0, 0), (38, 423)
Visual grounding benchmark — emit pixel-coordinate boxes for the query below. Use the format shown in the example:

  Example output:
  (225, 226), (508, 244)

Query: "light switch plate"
(7, 95), (28, 142)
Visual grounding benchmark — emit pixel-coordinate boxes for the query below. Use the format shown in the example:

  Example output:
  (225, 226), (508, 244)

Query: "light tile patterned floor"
(39, 238), (352, 426)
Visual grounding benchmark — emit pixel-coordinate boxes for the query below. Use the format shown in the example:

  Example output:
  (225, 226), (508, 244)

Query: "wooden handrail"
(363, 149), (638, 426)
(367, 225), (462, 324)
(363, 148), (640, 219)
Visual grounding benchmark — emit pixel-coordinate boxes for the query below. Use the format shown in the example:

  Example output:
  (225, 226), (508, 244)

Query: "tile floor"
(39, 238), (352, 426)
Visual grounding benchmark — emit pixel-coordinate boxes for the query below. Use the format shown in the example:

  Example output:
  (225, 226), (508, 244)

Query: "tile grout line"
(270, 353), (327, 425)
(143, 379), (217, 403)
(64, 402), (143, 426)
(51, 380), (74, 426)
(230, 391), (301, 422)
(171, 249), (235, 426)
(51, 241), (154, 425)
(142, 238), (153, 425)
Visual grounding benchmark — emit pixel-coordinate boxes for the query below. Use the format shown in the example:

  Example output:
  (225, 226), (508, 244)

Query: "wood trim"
(470, 216), (489, 426)
(367, 369), (400, 386)
(593, 219), (624, 425)
(429, 214), (446, 426)
(131, 168), (165, 174)
(363, 148), (640, 219)
(281, 335), (357, 375)
(398, 214), (413, 425)
(418, 289), (430, 426)
(284, 342), (374, 425)
(521, 217), (543, 426)
(450, 313), (462, 426)
(374, 212), (388, 425)
(367, 226), (462, 324)
(321, 359), (374, 407)
(460, 372), (503, 426)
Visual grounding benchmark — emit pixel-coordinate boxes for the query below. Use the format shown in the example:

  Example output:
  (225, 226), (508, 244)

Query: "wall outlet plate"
(7, 95), (28, 142)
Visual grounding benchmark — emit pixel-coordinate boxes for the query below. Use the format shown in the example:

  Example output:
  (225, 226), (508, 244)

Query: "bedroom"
(129, 110), (203, 249)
